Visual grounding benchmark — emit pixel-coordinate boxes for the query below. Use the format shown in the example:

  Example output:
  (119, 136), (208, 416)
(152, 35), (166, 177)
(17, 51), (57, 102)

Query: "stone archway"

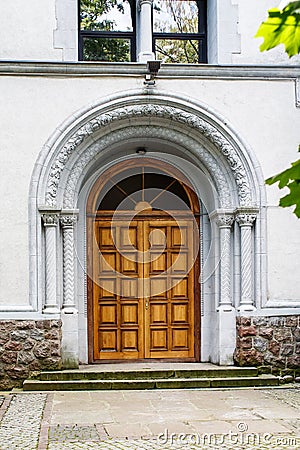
(30, 90), (265, 367)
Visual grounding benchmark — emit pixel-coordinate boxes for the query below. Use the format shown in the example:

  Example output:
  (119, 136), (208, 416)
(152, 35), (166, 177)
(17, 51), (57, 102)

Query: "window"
(79, 0), (136, 61)
(79, 0), (207, 63)
(153, 0), (207, 63)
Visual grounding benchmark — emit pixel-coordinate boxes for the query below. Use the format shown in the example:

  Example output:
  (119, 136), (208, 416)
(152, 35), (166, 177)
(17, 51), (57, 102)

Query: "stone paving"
(0, 388), (299, 449)
(0, 393), (46, 449)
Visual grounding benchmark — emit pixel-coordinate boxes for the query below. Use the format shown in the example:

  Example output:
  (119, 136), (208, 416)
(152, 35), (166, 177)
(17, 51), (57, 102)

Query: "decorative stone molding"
(60, 215), (77, 228)
(41, 212), (60, 314)
(236, 212), (257, 227)
(63, 126), (232, 209)
(215, 213), (235, 229)
(45, 104), (252, 207)
(41, 213), (59, 226)
(60, 212), (78, 313)
(211, 210), (235, 309)
(236, 208), (258, 312)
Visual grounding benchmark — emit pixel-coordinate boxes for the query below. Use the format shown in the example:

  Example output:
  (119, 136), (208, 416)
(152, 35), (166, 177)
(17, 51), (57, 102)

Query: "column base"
(43, 305), (60, 314)
(62, 305), (78, 314)
(217, 306), (236, 365)
(238, 304), (256, 313)
(61, 310), (79, 369)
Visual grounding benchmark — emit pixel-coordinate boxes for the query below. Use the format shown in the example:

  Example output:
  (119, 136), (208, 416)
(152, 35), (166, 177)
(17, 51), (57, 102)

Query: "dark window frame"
(78, 0), (207, 63)
(153, 0), (207, 63)
(78, 0), (137, 62)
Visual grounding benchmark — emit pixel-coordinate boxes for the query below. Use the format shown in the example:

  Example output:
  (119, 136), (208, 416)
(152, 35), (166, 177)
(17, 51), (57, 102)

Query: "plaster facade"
(0, 0), (299, 383)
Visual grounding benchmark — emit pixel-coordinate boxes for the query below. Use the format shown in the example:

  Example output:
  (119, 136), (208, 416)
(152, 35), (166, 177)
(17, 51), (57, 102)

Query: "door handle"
(145, 298), (149, 310)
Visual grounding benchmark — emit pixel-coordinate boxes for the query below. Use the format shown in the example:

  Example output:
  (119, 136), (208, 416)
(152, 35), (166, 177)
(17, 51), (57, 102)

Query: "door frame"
(86, 158), (201, 363)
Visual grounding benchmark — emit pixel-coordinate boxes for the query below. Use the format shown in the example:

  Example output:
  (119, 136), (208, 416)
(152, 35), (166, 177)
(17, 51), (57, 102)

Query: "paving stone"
(49, 425), (99, 442)
(0, 393), (46, 449)
(1, 389), (300, 449)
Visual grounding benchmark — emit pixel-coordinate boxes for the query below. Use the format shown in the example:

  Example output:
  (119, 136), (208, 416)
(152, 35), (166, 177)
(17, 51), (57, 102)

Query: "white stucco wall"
(0, 72), (299, 312)
(232, 0), (300, 65)
(0, 0), (78, 61)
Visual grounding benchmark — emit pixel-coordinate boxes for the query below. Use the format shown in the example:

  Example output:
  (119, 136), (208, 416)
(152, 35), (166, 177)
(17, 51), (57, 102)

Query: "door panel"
(94, 220), (144, 359)
(144, 220), (195, 359)
(93, 217), (197, 361)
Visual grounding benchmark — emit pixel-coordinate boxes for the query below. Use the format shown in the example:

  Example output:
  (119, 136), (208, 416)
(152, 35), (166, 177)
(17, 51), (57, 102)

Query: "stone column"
(41, 213), (60, 314)
(215, 212), (235, 309)
(210, 210), (236, 365)
(60, 211), (79, 369)
(236, 209), (258, 312)
(137, 0), (155, 62)
(60, 213), (78, 313)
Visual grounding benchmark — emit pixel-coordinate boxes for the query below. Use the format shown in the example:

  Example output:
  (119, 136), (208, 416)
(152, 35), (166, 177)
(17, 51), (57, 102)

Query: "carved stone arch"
(30, 90), (267, 368)
(37, 92), (260, 209)
(62, 126), (234, 210)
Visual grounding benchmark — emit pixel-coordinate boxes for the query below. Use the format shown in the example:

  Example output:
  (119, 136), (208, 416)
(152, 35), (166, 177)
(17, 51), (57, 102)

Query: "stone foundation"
(234, 316), (300, 377)
(0, 320), (62, 390)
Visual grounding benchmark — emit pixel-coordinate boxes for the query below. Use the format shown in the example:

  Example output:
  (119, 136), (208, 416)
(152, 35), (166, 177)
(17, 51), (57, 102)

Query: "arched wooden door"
(87, 159), (200, 362)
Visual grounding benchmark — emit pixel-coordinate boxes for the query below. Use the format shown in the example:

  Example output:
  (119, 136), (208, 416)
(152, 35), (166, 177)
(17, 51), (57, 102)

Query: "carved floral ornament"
(211, 208), (258, 228)
(45, 103), (253, 207)
(41, 213), (59, 226)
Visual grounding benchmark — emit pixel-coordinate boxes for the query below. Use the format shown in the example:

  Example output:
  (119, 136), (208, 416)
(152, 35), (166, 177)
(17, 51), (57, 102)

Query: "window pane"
(80, 0), (133, 32)
(155, 38), (198, 63)
(153, 0), (198, 33)
(83, 37), (131, 61)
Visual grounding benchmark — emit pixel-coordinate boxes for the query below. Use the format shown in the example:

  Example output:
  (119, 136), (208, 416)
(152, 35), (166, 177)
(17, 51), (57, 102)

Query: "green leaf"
(255, 2), (300, 57)
(266, 148), (300, 217)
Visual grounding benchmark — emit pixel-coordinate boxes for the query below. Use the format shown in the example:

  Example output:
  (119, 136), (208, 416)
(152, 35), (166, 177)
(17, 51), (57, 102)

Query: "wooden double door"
(91, 214), (199, 361)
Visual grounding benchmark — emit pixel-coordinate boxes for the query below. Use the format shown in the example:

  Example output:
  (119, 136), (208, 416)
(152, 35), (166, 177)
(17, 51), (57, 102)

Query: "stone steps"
(23, 366), (280, 391)
(38, 367), (258, 381)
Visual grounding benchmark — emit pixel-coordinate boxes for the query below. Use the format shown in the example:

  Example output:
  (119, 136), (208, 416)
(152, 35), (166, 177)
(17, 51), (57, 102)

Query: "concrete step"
(38, 366), (258, 382)
(23, 374), (279, 391)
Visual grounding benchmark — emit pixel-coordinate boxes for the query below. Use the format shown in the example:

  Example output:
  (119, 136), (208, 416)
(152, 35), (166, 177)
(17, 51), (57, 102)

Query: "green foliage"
(255, 1), (300, 57)
(80, 0), (125, 31)
(83, 37), (130, 61)
(154, 0), (199, 63)
(266, 147), (300, 217)
(80, 0), (130, 61)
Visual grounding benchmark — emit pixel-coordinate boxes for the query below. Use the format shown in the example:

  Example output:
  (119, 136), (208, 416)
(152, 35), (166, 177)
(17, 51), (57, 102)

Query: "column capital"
(60, 210), (79, 229)
(210, 210), (235, 228)
(60, 215), (78, 228)
(235, 208), (259, 227)
(41, 213), (59, 227)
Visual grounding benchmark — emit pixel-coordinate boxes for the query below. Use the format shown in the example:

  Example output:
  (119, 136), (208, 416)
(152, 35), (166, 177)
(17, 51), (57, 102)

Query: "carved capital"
(42, 213), (59, 227)
(46, 104), (252, 208)
(236, 212), (257, 227)
(216, 214), (234, 228)
(60, 215), (77, 229)
(210, 210), (235, 229)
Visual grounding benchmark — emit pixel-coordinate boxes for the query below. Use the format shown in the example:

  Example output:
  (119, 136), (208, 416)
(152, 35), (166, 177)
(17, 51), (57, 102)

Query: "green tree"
(154, 0), (199, 63)
(256, 1), (300, 217)
(80, 0), (131, 62)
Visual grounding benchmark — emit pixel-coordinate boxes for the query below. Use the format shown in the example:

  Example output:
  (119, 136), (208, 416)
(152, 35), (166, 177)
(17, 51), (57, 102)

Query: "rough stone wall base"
(234, 316), (300, 377)
(0, 320), (62, 390)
